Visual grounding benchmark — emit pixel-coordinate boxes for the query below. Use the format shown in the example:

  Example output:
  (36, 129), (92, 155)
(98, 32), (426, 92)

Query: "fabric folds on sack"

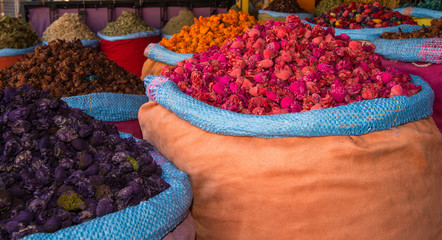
(394, 7), (442, 19)
(138, 101), (442, 240)
(0, 43), (41, 69)
(99, 31), (161, 78)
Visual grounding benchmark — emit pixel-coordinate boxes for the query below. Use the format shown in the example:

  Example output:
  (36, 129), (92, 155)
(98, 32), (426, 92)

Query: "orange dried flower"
(159, 10), (259, 53)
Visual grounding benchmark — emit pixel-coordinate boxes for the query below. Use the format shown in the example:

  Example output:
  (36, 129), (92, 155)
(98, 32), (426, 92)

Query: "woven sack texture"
(144, 74), (434, 138)
(373, 38), (442, 64)
(21, 132), (193, 240)
(162, 34), (173, 40)
(138, 101), (442, 240)
(0, 43), (41, 57)
(99, 31), (161, 78)
(61, 92), (148, 122)
(258, 10), (313, 19)
(379, 56), (442, 132)
(144, 43), (193, 66)
(394, 7), (442, 19)
(303, 20), (422, 41)
(42, 39), (100, 49)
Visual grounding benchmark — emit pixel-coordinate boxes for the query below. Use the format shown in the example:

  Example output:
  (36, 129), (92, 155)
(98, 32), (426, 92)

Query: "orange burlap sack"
(0, 55), (26, 70)
(141, 58), (170, 80)
(139, 101), (442, 240)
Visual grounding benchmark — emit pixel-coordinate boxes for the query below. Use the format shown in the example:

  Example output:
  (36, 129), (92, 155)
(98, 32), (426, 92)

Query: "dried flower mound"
(162, 15), (421, 115)
(0, 16), (40, 49)
(159, 9), (260, 53)
(0, 85), (169, 239)
(380, 17), (442, 39)
(42, 13), (98, 42)
(0, 40), (144, 98)
(162, 10), (196, 35)
(264, 0), (308, 13)
(100, 10), (155, 36)
(308, 2), (417, 29)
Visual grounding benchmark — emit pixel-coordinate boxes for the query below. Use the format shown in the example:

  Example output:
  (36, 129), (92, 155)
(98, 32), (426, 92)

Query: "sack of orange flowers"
(141, 10), (260, 79)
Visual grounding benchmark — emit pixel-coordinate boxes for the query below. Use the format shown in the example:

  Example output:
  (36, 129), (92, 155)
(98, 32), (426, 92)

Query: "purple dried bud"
(43, 216), (61, 233)
(96, 197), (114, 217)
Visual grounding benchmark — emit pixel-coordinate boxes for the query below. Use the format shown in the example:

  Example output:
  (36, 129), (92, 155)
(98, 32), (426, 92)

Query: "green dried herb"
(257, 13), (287, 22)
(0, 16), (40, 49)
(100, 10), (155, 36)
(42, 13), (98, 42)
(314, 0), (343, 16)
(162, 10), (196, 35)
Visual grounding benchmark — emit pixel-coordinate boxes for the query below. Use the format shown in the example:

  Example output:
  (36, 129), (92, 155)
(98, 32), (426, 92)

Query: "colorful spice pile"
(100, 10), (155, 36)
(380, 17), (442, 38)
(309, 2), (417, 29)
(400, 0), (442, 11)
(162, 10), (196, 35)
(0, 16), (40, 49)
(42, 13), (98, 42)
(264, 0), (308, 13)
(0, 85), (169, 240)
(0, 40), (145, 98)
(162, 15), (421, 115)
(159, 10), (259, 53)
(314, 0), (344, 16)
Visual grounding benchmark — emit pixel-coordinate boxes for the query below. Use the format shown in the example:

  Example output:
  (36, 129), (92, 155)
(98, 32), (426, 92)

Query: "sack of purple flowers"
(0, 85), (192, 240)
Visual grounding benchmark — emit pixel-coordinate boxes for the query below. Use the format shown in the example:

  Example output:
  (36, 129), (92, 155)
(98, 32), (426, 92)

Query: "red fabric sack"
(100, 36), (160, 78)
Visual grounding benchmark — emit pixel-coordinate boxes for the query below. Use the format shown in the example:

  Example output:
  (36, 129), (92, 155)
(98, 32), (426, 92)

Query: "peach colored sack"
(139, 101), (442, 240)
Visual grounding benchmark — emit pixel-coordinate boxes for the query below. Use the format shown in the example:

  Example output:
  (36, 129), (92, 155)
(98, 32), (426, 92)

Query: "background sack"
(0, 43), (41, 70)
(99, 31), (161, 78)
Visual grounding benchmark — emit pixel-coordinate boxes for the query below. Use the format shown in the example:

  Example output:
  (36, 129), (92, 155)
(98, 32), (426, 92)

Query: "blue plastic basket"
(144, 74), (434, 138)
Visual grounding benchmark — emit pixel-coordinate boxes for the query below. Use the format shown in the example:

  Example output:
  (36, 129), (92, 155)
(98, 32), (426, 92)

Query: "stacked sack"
(141, 10), (259, 79)
(139, 15), (442, 239)
(0, 16), (41, 70)
(373, 17), (442, 132)
(98, 10), (161, 78)
(41, 13), (99, 49)
(0, 40), (147, 139)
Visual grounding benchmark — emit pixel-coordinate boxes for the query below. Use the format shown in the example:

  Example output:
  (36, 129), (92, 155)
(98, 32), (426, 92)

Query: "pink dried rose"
(162, 15), (421, 115)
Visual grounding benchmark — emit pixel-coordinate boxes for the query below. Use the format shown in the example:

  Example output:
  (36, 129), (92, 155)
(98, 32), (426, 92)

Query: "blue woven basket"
(258, 10), (314, 19)
(144, 74), (434, 138)
(373, 38), (442, 63)
(98, 30), (162, 41)
(42, 39), (99, 48)
(0, 43), (41, 57)
(21, 132), (193, 240)
(394, 7), (442, 19)
(61, 93), (149, 122)
(144, 43), (193, 66)
(302, 20), (422, 42)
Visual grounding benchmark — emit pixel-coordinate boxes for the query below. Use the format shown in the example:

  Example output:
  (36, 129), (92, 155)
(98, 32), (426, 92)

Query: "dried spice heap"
(0, 85), (169, 240)
(100, 10), (155, 36)
(309, 2), (416, 29)
(162, 15), (420, 115)
(0, 16), (40, 49)
(264, 0), (307, 13)
(162, 10), (196, 35)
(159, 10), (259, 53)
(380, 17), (442, 38)
(42, 13), (98, 42)
(0, 40), (145, 98)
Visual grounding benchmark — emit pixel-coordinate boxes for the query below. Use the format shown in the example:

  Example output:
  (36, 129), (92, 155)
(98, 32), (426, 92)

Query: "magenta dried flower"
(162, 15), (420, 115)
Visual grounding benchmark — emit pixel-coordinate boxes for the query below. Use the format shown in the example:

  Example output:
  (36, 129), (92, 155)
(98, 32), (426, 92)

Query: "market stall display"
(98, 10), (161, 78)
(0, 85), (192, 240)
(0, 16), (41, 70)
(257, 0), (313, 21)
(314, 0), (400, 16)
(0, 40), (147, 138)
(139, 15), (442, 239)
(161, 10), (196, 37)
(41, 13), (99, 49)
